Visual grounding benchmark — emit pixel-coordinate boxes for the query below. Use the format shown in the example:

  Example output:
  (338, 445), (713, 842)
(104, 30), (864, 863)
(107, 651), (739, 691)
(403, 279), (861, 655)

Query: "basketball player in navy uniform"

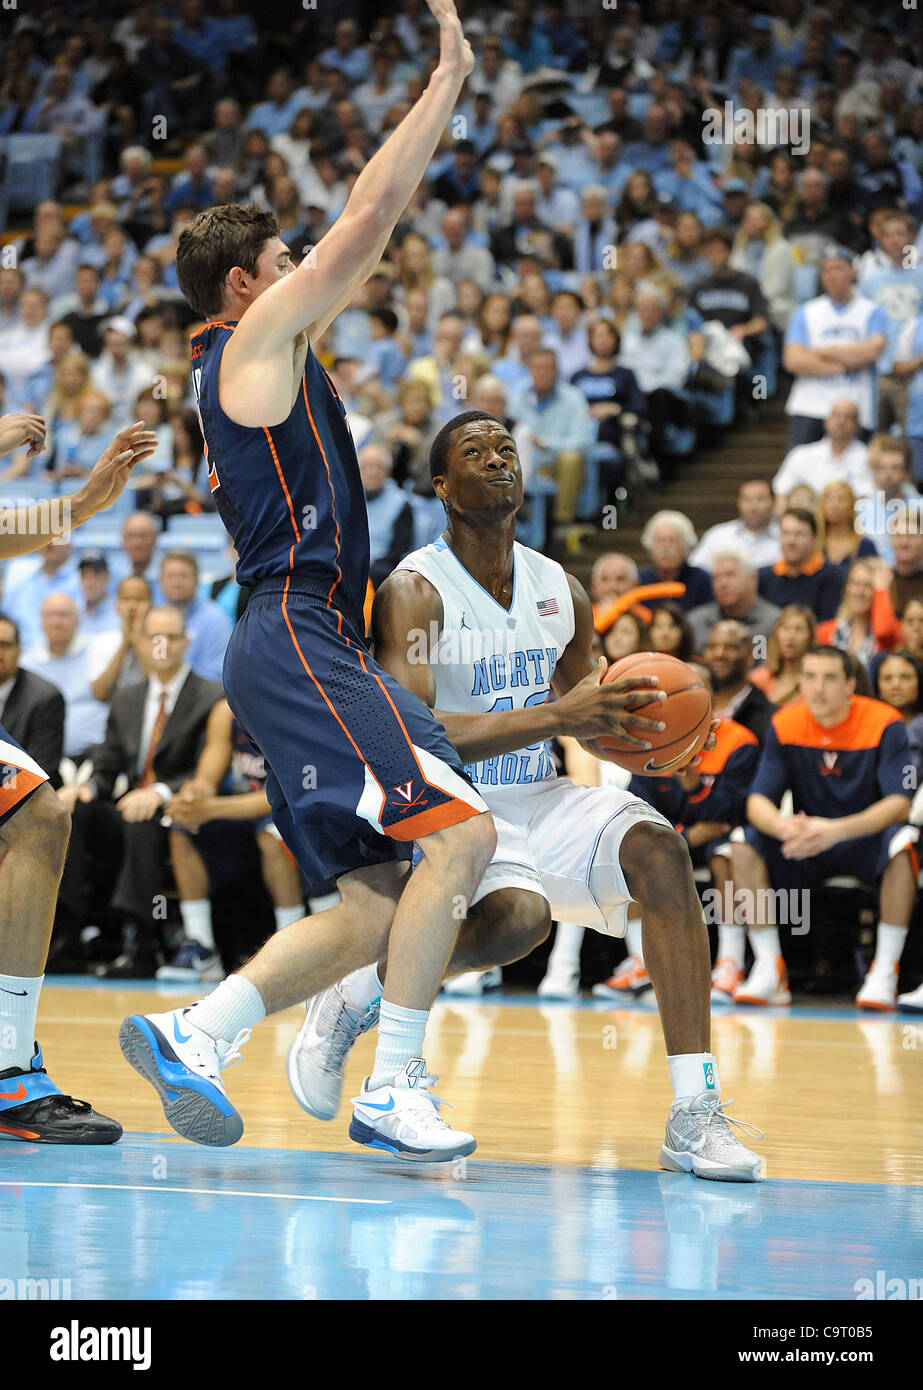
(0, 413), (158, 1143)
(117, 0), (669, 1163)
(291, 413), (767, 1181)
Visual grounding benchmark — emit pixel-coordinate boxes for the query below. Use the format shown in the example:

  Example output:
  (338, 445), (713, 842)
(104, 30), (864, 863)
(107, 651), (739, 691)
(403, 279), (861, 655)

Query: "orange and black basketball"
(594, 651), (712, 777)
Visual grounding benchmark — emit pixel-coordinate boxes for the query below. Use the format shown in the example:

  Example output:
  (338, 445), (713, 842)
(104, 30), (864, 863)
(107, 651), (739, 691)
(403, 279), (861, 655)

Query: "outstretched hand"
(426, 0), (475, 78)
(0, 412), (46, 459)
(73, 422), (159, 521)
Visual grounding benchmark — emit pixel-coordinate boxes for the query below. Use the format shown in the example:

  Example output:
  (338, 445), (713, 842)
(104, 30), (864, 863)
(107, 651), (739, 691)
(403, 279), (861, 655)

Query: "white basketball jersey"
(395, 538), (575, 792)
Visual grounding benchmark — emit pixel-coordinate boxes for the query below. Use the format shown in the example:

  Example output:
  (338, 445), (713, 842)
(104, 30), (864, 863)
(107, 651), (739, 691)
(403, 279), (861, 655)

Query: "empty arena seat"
(0, 134), (61, 211)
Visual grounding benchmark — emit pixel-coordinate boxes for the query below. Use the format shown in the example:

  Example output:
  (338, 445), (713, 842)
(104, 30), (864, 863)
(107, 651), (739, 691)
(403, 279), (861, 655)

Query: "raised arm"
(229, 0), (474, 357)
(0, 420), (156, 561)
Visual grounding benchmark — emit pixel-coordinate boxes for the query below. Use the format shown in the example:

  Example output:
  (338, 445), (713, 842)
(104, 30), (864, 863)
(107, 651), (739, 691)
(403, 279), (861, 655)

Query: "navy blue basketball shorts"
(223, 578), (488, 891)
(743, 822), (919, 891)
(0, 721), (48, 830)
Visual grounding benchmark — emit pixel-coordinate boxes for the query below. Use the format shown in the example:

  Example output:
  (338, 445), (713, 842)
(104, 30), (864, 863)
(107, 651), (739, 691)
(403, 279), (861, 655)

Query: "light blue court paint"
(1, 1140), (920, 1300)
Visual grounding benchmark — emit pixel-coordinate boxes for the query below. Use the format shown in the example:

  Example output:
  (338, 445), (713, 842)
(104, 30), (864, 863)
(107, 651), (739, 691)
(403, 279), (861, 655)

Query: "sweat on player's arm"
(371, 565), (671, 762)
(0, 418), (157, 559)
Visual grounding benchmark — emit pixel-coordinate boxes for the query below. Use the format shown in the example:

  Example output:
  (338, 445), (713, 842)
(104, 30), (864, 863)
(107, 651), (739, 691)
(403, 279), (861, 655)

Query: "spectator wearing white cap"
(90, 317), (153, 427)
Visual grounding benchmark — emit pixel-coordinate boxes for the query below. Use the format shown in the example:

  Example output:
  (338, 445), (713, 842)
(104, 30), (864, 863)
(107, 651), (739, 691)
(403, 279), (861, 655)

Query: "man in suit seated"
(56, 604), (224, 977)
(0, 613), (65, 786)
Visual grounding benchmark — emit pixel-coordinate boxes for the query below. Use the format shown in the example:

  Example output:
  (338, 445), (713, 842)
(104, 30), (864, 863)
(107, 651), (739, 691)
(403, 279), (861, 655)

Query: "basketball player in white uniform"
(289, 412), (765, 1181)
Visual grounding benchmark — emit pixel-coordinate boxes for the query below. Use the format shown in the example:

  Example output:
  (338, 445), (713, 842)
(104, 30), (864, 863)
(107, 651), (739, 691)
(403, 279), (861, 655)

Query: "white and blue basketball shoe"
(119, 1009), (250, 1146)
(349, 1058), (476, 1162)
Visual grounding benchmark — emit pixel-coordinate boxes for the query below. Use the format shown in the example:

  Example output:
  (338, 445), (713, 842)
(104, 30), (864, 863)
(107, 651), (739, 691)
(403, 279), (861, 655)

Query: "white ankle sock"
(625, 917), (643, 962)
(0, 973), (42, 1071)
(668, 1052), (719, 1105)
(183, 973), (265, 1043)
(180, 899), (214, 950)
(369, 1000), (428, 1089)
(717, 923), (746, 966)
(873, 923), (907, 972)
(274, 904), (303, 932)
(548, 922), (584, 971)
(751, 927), (780, 961)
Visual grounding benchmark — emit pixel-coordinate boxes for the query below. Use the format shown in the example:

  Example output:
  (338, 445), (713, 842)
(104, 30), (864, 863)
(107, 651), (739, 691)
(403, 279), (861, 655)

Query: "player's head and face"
(176, 205), (292, 320)
(431, 412), (522, 526)
(799, 648), (854, 723)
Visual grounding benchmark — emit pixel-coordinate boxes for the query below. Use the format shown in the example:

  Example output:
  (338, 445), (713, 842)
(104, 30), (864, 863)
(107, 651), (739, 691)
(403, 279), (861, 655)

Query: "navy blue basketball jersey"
(190, 320), (370, 628)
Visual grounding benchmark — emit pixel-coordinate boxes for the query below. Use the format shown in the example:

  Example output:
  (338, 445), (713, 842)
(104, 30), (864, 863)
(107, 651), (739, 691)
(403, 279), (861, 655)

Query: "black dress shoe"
(93, 945), (158, 980)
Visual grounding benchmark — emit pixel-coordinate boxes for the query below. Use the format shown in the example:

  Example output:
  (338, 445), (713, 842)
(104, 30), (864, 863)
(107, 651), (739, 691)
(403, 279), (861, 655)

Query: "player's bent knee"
(481, 888), (551, 951)
(424, 809), (497, 875)
(8, 784), (70, 860)
(621, 821), (692, 901)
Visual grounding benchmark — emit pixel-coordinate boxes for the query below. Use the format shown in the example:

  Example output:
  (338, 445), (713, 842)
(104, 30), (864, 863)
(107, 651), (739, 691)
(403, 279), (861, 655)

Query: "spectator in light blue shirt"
(158, 551), (232, 683)
(165, 145), (214, 215)
(76, 551), (119, 636)
(654, 141), (725, 227)
(25, 594), (107, 758)
(320, 20), (370, 85)
(246, 70), (310, 141)
(3, 541), (83, 653)
(619, 283), (693, 468)
(510, 347), (593, 548)
(366, 310), (408, 389)
(173, 0), (227, 73)
(726, 15), (788, 96)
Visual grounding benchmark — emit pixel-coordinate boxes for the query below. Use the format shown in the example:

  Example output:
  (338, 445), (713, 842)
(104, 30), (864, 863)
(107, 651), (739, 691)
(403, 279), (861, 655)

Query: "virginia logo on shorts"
(390, 780), (428, 813)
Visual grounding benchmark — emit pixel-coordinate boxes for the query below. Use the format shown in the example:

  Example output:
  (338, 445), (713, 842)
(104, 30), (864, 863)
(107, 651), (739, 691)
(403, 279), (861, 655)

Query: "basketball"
(594, 652), (712, 777)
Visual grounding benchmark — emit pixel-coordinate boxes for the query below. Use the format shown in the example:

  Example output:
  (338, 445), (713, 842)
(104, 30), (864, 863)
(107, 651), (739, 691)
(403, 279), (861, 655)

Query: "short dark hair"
(738, 476), (771, 492)
(0, 611), (21, 645)
(176, 203), (280, 319)
(370, 308), (398, 334)
(782, 506), (818, 534)
(429, 411), (502, 481)
(702, 225), (734, 249)
(803, 644), (854, 681)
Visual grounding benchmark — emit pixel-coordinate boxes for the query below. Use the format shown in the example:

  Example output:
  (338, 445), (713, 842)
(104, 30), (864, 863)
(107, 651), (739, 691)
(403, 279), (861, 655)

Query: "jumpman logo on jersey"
(390, 780), (428, 813)
(459, 612), (470, 630)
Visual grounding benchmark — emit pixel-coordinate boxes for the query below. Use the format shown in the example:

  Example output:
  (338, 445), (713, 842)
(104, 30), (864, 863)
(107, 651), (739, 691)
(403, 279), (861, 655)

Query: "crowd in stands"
(3, 0), (923, 1004)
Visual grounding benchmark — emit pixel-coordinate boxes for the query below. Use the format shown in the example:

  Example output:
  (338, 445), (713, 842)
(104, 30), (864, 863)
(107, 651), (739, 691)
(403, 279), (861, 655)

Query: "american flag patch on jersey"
(536, 598), (559, 616)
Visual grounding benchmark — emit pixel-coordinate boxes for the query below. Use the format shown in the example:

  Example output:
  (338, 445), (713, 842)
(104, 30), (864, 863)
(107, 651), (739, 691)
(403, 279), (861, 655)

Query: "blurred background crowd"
(2, 0), (923, 1003)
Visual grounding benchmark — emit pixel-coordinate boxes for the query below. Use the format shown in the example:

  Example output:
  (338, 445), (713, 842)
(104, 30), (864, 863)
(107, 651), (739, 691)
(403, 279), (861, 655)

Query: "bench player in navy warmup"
(0, 413), (158, 1144)
(118, 0), (638, 1161)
